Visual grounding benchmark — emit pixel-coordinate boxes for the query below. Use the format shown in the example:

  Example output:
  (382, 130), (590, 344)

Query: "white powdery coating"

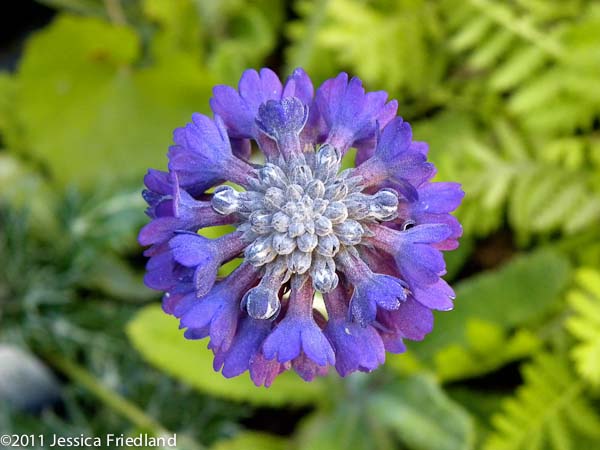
(211, 144), (399, 294)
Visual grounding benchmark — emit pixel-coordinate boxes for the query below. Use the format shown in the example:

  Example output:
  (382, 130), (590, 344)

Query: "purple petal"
(415, 182), (465, 213)
(408, 214), (462, 251)
(249, 352), (283, 387)
(292, 353), (329, 381)
(401, 223), (452, 245)
(168, 115), (252, 193)
(214, 318), (270, 378)
(179, 292), (223, 330)
(317, 74), (395, 153)
(181, 264), (259, 351)
(142, 169), (173, 218)
(413, 279), (455, 311)
(325, 319), (385, 376)
(350, 274), (407, 326)
(380, 332), (407, 354)
(378, 297), (434, 341)
(143, 251), (176, 291)
(355, 118), (436, 190)
(301, 324), (336, 366)
(138, 217), (179, 246)
(165, 291), (197, 317)
(210, 85), (255, 138)
(262, 318), (334, 366)
(143, 169), (171, 196)
(211, 68), (283, 140)
(353, 100), (399, 166)
(239, 68), (283, 112)
(375, 117), (412, 160)
(398, 243), (446, 286)
(184, 327), (210, 340)
(262, 319), (303, 363)
(169, 233), (215, 267)
(282, 68), (314, 105)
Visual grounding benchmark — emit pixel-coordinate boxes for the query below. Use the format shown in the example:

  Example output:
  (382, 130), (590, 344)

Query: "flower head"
(140, 68), (463, 385)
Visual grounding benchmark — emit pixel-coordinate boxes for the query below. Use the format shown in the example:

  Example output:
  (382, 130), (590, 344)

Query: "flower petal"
(325, 318), (385, 376)
(378, 297), (434, 341)
(210, 68), (283, 139)
(317, 74), (395, 153)
(168, 114), (252, 193)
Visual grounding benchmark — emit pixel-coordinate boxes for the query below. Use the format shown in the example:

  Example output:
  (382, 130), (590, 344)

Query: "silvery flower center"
(211, 144), (399, 295)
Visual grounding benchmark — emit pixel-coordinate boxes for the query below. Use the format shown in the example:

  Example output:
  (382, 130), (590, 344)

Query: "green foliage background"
(1, 1), (600, 449)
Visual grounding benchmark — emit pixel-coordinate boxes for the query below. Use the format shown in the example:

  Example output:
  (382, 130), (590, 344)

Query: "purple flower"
(262, 276), (335, 371)
(316, 73), (397, 153)
(168, 114), (254, 195)
(140, 68), (463, 385)
(138, 172), (233, 247)
(324, 282), (385, 376)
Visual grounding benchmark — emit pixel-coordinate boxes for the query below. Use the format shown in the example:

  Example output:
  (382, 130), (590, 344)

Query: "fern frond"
(566, 268), (600, 386)
(469, 0), (565, 59)
(289, 0), (443, 96)
(454, 122), (599, 239)
(445, 0), (600, 136)
(484, 353), (600, 450)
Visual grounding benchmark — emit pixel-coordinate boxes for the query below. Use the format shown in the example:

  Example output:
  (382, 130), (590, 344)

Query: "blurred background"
(1, 1), (600, 449)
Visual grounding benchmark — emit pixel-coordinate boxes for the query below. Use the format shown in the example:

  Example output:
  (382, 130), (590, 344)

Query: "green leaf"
(294, 374), (474, 450)
(449, 16), (492, 52)
(142, 0), (203, 58)
(295, 408), (375, 450)
(126, 305), (326, 407)
(484, 353), (600, 450)
(412, 250), (571, 362)
(211, 432), (288, 450)
(370, 375), (475, 450)
(566, 268), (600, 386)
(447, 387), (504, 438)
(435, 319), (541, 382)
(82, 253), (155, 302)
(13, 14), (214, 187)
(490, 46), (547, 91)
(0, 73), (26, 151)
(0, 154), (57, 233)
(312, 0), (443, 94)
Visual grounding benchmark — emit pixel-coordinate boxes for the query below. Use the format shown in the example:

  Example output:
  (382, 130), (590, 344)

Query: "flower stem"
(104, 0), (127, 26)
(45, 352), (166, 434)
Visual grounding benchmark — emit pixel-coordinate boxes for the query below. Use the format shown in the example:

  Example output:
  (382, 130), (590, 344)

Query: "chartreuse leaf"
(314, 0), (441, 94)
(446, 387), (504, 440)
(142, 0), (203, 59)
(83, 252), (154, 302)
(294, 374), (474, 450)
(369, 375), (474, 450)
(14, 14), (214, 187)
(434, 319), (540, 383)
(0, 154), (56, 233)
(0, 72), (21, 149)
(210, 431), (288, 450)
(484, 353), (600, 450)
(126, 305), (325, 407)
(566, 268), (600, 386)
(295, 409), (384, 450)
(413, 250), (570, 363)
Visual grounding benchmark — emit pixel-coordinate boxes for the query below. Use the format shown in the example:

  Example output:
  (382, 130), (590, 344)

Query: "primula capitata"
(139, 68), (464, 386)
